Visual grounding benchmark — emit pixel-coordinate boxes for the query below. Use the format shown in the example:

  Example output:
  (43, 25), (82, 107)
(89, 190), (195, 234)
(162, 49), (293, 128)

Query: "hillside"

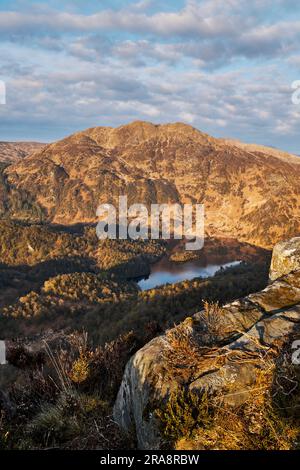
(2, 121), (300, 248)
(0, 237), (298, 450)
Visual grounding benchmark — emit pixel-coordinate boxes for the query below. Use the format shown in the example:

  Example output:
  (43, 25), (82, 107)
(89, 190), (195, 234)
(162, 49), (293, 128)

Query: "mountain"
(2, 121), (300, 248)
(0, 141), (45, 164)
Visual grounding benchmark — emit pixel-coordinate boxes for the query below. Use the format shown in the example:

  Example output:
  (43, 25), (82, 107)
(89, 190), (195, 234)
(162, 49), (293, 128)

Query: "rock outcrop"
(114, 238), (300, 449)
(270, 237), (300, 281)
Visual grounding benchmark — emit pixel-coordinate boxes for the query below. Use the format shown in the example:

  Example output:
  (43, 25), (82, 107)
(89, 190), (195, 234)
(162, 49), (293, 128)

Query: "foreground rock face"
(114, 238), (300, 449)
(270, 237), (300, 281)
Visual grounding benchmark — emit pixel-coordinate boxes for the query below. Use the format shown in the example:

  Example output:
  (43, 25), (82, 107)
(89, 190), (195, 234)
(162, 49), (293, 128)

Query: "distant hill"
(222, 138), (300, 165)
(0, 141), (45, 164)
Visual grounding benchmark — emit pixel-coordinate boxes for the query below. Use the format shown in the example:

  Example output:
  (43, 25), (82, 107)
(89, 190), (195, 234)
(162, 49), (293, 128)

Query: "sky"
(0, 0), (299, 153)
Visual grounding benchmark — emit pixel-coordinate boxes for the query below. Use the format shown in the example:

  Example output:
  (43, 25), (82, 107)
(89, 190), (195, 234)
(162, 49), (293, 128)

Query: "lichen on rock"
(270, 237), (300, 281)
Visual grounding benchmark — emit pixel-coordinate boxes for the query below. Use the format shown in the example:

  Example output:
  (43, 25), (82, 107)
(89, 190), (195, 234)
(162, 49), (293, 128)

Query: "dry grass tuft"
(198, 301), (228, 346)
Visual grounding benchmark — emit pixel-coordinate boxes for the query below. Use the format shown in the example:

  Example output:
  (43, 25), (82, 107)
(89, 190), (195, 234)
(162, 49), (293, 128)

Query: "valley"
(0, 121), (299, 451)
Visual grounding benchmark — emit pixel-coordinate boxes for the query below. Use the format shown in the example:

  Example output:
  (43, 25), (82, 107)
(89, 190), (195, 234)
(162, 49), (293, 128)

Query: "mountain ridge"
(0, 141), (45, 164)
(2, 121), (300, 248)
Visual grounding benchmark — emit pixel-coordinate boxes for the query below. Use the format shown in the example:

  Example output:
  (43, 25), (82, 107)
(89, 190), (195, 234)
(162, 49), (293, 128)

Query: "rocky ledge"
(114, 237), (300, 449)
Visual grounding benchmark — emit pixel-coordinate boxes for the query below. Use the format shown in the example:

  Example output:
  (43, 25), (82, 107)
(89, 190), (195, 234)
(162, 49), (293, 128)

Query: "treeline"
(0, 220), (166, 269)
(0, 260), (270, 345)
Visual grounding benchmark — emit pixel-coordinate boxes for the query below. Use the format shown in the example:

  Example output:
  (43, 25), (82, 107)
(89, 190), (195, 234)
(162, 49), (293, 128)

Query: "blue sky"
(0, 0), (299, 153)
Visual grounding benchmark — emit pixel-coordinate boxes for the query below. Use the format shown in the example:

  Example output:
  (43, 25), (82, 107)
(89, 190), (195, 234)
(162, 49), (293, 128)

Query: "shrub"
(69, 353), (90, 384)
(155, 389), (213, 442)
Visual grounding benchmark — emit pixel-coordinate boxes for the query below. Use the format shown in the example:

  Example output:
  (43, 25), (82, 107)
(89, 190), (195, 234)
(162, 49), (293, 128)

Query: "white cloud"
(0, 1), (299, 152)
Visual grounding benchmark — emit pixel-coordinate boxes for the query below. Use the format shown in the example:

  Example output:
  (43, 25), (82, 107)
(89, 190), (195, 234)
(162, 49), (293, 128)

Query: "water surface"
(138, 257), (241, 290)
